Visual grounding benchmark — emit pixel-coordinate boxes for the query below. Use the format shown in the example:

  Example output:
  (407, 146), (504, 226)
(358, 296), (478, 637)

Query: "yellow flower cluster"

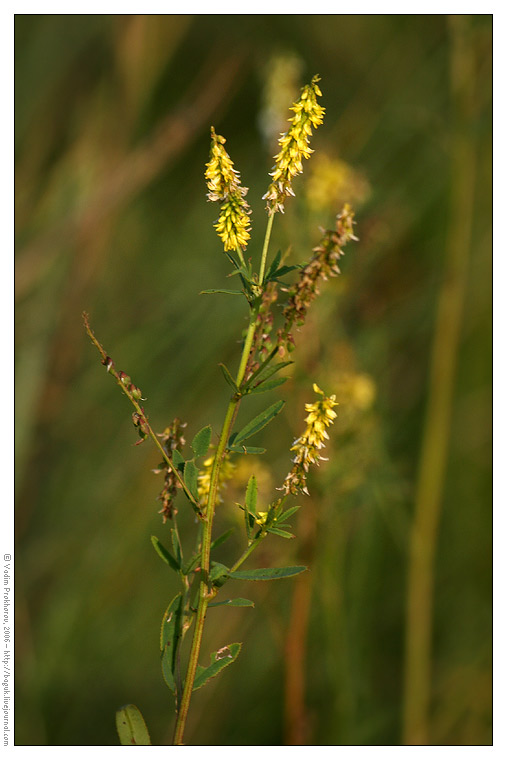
(197, 450), (236, 505)
(283, 384), (338, 495)
(263, 75), (325, 214)
(205, 127), (251, 251)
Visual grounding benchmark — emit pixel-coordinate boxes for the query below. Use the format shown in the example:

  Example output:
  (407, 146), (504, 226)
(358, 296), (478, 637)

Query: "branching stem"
(172, 214), (276, 745)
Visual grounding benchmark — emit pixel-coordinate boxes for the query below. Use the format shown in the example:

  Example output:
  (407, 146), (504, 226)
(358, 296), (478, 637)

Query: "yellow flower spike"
(205, 127), (251, 251)
(283, 383), (338, 496)
(263, 75), (325, 215)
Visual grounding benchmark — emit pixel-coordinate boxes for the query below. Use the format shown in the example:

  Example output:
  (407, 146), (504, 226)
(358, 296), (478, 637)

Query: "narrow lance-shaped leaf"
(191, 425), (212, 458)
(116, 704), (151, 746)
(208, 598), (255, 608)
(184, 460), (199, 502)
(229, 566), (307, 581)
(200, 289), (245, 295)
(160, 593), (184, 693)
(244, 360), (293, 390)
(245, 475), (257, 515)
(278, 505), (302, 523)
(248, 376), (288, 395)
(266, 526), (295, 539)
(210, 527), (235, 551)
(232, 400), (285, 445)
(151, 535), (180, 572)
(219, 363), (239, 392)
(193, 642), (242, 691)
(264, 249), (282, 282)
(227, 444), (266, 455)
(171, 528), (183, 567)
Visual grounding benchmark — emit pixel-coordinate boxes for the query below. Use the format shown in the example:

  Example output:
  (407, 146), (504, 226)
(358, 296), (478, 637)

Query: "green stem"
(230, 534), (264, 573)
(258, 213), (275, 285)
(235, 245), (246, 268)
(172, 307), (259, 745)
(173, 211), (277, 745)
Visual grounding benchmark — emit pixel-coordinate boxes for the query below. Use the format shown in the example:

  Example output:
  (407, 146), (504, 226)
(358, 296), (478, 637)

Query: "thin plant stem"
(82, 312), (203, 515)
(173, 214), (276, 744)
(258, 212), (275, 285)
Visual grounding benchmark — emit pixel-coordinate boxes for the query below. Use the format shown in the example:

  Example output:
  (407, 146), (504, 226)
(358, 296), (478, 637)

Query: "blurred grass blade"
(193, 643), (242, 691)
(115, 704), (151, 745)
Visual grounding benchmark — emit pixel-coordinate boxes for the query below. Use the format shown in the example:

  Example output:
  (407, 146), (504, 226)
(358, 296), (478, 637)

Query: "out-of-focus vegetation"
(15, 14), (492, 746)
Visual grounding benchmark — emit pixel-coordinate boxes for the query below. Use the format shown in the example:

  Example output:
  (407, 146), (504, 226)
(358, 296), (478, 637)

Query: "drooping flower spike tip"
(205, 127), (251, 252)
(263, 75), (325, 214)
(283, 383), (338, 495)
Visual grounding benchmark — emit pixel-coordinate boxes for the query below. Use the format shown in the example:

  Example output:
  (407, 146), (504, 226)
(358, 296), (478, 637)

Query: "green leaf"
(182, 553), (200, 576)
(171, 528), (183, 567)
(278, 505), (302, 523)
(172, 449), (185, 468)
(210, 527), (235, 551)
(193, 642), (242, 691)
(184, 460), (199, 502)
(219, 363), (239, 392)
(248, 376), (288, 395)
(191, 425), (212, 457)
(201, 289), (245, 295)
(245, 475), (258, 515)
(255, 360), (294, 384)
(208, 598), (254, 608)
(243, 360), (293, 392)
(116, 704), (151, 746)
(229, 566), (307, 581)
(233, 400), (285, 445)
(264, 249), (282, 282)
(151, 535), (180, 571)
(266, 526), (295, 539)
(227, 444), (266, 455)
(271, 263), (301, 280)
(209, 562), (230, 587)
(160, 593), (184, 693)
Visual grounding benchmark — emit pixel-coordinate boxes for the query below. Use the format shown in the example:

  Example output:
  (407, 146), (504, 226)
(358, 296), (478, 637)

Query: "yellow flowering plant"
(83, 75), (357, 746)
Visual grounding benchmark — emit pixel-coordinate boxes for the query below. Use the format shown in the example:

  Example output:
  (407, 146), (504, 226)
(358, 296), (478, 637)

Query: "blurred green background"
(15, 14), (492, 746)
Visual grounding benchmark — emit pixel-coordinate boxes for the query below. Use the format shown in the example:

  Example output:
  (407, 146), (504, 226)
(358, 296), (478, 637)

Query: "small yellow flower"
(283, 384), (338, 495)
(263, 75), (325, 214)
(198, 450), (236, 505)
(205, 127), (251, 251)
(214, 192), (251, 251)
